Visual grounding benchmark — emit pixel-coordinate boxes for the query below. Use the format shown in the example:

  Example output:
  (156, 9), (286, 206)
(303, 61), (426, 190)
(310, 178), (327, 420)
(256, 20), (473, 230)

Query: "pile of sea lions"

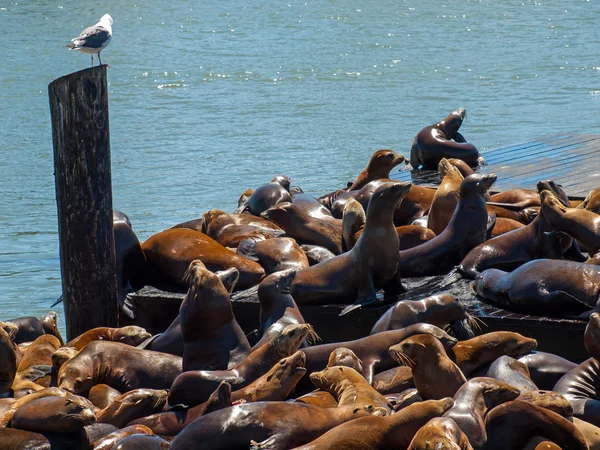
(8, 111), (600, 447)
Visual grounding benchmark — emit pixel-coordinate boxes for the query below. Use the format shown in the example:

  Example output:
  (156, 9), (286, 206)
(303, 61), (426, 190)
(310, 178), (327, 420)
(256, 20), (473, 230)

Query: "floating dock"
(129, 134), (600, 363)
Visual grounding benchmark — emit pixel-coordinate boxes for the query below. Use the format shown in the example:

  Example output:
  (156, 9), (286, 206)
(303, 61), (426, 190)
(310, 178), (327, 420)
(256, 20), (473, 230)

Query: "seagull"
(66, 14), (113, 67)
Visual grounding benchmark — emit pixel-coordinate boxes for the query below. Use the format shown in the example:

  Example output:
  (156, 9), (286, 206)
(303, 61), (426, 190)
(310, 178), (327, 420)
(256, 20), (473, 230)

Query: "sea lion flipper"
(454, 131), (467, 143)
(440, 268), (465, 288)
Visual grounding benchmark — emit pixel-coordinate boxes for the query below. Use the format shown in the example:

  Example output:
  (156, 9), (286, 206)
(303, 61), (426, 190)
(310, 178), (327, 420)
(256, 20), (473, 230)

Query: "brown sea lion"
(240, 237), (309, 274)
(485, 400), (588, 450)
(96, 389), (168, 428)
(202, 209), (283, 248)
(554, 357), (600, 426)
(407, 417), (474, 450)
(473, 259), (600, 317)
(254, 269), (305, 349)
(542, 189), (600, 252)
(292, 181), (412, 314)
(341, 198), (366, 251)
(179, 260), (250, 371)
(88, 384), (121, 410)
(578, 188), (600, 214)
(395, 173), (496, 277)
(262, 202), (343, 255)
(447, 157), (475, 177)
(91, 424), (155, 450)
(17, 335), (60, 373)
(58, 341), (182, 396)
(141, 228), (265, 290)
(169, 401), (382, 450)
(39, 312), (64, 347)
(372, 366), (414, 395)
(390, 334), (466, 400)
(517, 389), (573, 417)
(326, 348), (364, 375)
(370, 294), (476, 340)
(65, 326), (151, 351)
(246, 176), (293, 216)
(517, 351), (577, 391)
(0, 387), (71, 426)
(348, 149), (405, 190)
(231, 350), (307, 404)
(427, 158), (464, 235)
(0, 325), (17, 397)
(300, 244), (336, 265)
(10, 394), (96, 433)
(310, 366), (393, 415)
(491, 217), (526, 237)
(51, 346), (79, 373)
(407, 107), (483, 170)
(443, 377), (520, 450)
(173, 211), (282, 234)
(128, 381), (231, 436)
(169, 323), (313, 406)
(0, 428), (51, 450)
(292, 397), (453, 450)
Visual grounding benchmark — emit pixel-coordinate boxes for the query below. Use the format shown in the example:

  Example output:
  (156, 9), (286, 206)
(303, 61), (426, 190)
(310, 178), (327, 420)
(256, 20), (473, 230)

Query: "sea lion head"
(260, 202), (296, 225)
(408, 416), (471, 450)
(271, 175), (291, 191)
(440, 107), (467, 138)
(540, 190), (569, 217)
(537, 179), (570, 206)
(447, 158), (474, 177)
(271, 324), (319, 359)
(585, 312), (600, 359)
(366, 149), (405, 173)
(52, 347), (79, 372)
(57, 359), (94, 395)
(326, 348), (364, 375)
(367, 181), (412, 215)
(113, 210), (132, 228)
(469, 377), (521, 407)
(112, 326), (152, 347)
(266, 351), (307, 391)
(438, 158), (464, 181)
(201, 209), (233, 234)
(183, 260), (239, 299)
(390, 334), (446, 368)
(461, 173), (497, 197)
(472, 269), (507, 301)
(0, 322), (18, 341)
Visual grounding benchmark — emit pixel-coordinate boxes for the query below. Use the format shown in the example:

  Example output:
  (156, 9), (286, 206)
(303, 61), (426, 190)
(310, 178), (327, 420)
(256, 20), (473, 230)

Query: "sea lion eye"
(279, 360), (285, 365)
(353, 408), (360, 414)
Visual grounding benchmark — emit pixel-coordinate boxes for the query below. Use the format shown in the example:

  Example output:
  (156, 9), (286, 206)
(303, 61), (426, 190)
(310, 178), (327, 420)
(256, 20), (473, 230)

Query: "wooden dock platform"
(394, 133), (600, 197)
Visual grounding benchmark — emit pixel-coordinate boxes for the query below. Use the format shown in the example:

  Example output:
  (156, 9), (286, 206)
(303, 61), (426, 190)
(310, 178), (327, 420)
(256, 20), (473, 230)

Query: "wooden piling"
(48, 65), (118, 340)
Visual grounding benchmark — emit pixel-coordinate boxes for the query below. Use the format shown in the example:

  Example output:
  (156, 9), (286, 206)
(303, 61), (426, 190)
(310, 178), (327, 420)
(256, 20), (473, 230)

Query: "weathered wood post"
(48, 65), (118, 340)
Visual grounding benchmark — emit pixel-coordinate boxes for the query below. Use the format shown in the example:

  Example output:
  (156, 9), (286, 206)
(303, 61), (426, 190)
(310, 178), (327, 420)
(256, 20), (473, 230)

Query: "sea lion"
(91, 425), (155, 450)
(370, 294), (476, 340)
(372, 366), (414, 395)
(326, 348), (364, 374)
(0, 428), (51, 450)
(485, 355), (538, 392)
(17, 335), (60, 373)
(0, 325), (17, 397)
(554, 357), (600, 426)
(173, 211), (282, 234)
(407, 107), (483, 170)
(427, 158), (464, 235)
(65, 326), (151, 351)
(517, 351), (577, 391)
(390, 334), (466, 400)
(202, 209), (284, 248)
(293, 398), (453, 450)
(491, 217), (526, 237)
(13, 365), (52, 389)
(58, 341), (182, 396)
(447, 157), (475, 177)
(542, 189), (600, 252)
(341, 198), (366, 251)
(295, 390), (338, 408)
(231, 350), (306, 404)
(489, 189), (540, 207)
(110, 434), (171, 450)
(300, 245), (336, 265)
(96, 389), (168, 428)
(169, 323), (313, 406)
(238, 237), (309, 274)
(254, 269), (305, 349)
(447, 331), (538, 377)
(88, 384), (121, 410)
(246, 176), (293, 216)
(51, 346), (79, 373)
(395, 173), (496, 277)
(128, 381), (231, 436)
(169, 402), (382, 450)
(443, 377), (520, 450)
(262, 202), (343, 255)
(5, 317), (45, 344)
(578, 188), (600, 214)
(473, 259), (600, 317)
(39, 312), (64, 347)
(348, 149), (405, 190)
(291, 192), (339, 221)
(310, 366), (393, 415)
(291, 181), (412, 314)
(0, 387), (71, 427)
(232, 188), (256, 214)
(10, 394), (96, 433)
(485, 400), (588, 450)
(179, 260), (250, 371)
(407, 416), (474, 450)
(141, 228), (265, 290)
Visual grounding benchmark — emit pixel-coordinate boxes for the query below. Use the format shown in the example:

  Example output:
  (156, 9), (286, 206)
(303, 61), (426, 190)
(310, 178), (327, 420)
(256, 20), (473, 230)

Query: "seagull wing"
(71, 25), (111, 49)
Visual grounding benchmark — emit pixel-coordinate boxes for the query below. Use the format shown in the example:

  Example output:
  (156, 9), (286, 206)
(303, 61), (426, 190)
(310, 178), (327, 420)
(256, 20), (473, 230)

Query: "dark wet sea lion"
(443, 377), (520, 450)
(407, 107), (483, 170)
(65, 326), (151, 351)
(39, 312), (64, 347)
(485, 355), (538, 392)
(291, 181), (412, 314)
(447, 331), (538, 377)
(17, 335), (60, 372)
(348, 149), (405, 190)
(243, 237), (309, 274)
(0, 326), (17, 397)
(128, 381), (231, 436)
(6, 317), (45, 344)
(300, 245), (335, 265)
(169, 402), (381, 450)
(88, 384), (121, 410)
(201, 209), (284, 248)
(427, 158), (464, 235)
(58, 341), (182, 396)
(0, 428), (51, 450)
(395, 173), (496, 277)
(141, 228), (265, 290)
(114, 219), (147, 316)
(485, 400), (588, 450)
(111, 434), (171, 450)
(554, 357), (600, 426)
(96, 389), (167, 428)
(179, 260), (250, 371)
(169, 323), (312, 406)
(254, 269), (305, 349)
(390, 334), (466, 400)
(10, 394), (96, 433)
(407, 417), (474, 450)
(91, 424), (155, 450)
(473, 259), (600, 317)
(370, 294), (475, 339)
(586, 312), (600, 358)
(246, 176), (293, 216)
(517, 351), (577, 391)
(262, 202), (343, 255)
(291, 192), (339, 221)
(293, 398), (453, 450)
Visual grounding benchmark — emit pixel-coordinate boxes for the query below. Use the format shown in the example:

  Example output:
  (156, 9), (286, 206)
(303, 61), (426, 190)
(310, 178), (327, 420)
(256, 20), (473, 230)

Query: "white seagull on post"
(66, 14), (113, 67)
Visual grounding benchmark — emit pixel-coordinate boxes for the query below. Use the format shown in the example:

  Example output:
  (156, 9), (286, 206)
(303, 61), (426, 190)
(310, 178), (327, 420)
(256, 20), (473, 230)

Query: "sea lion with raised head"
(179, 260), (250, 371)
(407, 107), (484, 170)
(39, 312), (64, 347)
(427, 158), (464, 235)
(246, 176), (293, 216)
(348, 149), (405, 190)
(291, 181), (412, 314)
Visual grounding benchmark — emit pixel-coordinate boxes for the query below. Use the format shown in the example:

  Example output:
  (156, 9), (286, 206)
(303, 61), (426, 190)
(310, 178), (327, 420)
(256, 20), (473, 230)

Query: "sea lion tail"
(51, 294), (64, 308)
(439, 267), (465, 288)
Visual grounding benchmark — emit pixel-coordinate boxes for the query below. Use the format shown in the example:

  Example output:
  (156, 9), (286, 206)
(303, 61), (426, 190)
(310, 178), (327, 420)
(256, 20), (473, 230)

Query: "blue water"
(2, 1), (600, 335)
